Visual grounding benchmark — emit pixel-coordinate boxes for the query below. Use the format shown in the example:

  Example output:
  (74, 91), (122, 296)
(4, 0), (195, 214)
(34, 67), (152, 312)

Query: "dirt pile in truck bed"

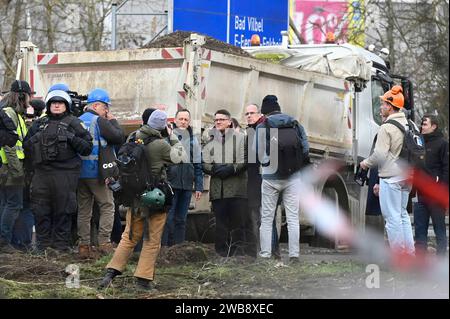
(142, 31), (252, 58)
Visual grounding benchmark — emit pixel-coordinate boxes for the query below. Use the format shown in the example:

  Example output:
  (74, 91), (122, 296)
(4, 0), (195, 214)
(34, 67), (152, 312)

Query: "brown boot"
(78, 244), (91, 259)
(98, 242), (114, 255)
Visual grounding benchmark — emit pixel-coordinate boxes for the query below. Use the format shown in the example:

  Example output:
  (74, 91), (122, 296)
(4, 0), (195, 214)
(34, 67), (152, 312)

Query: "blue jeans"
(0, 185), (23, 243)
(379, 179), (414, 255)
(162, 189), (192, 246)
(414, 202), (447, 255)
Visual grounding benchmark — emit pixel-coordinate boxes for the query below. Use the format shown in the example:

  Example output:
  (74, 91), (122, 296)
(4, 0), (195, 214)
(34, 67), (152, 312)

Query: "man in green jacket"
(203, 109), (247, 257)
(100, 109), (186, 291)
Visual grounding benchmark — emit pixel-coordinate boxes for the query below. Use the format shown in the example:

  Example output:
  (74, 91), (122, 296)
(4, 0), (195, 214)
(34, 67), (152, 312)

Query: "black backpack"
(262, 120), (304, 178)
(384, 119), (426, 168)
(115, 133), (157, 207)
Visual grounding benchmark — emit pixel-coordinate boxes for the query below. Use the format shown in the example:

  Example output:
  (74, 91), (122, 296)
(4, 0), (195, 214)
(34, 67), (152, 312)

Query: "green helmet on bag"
(140, 188), (165, 210)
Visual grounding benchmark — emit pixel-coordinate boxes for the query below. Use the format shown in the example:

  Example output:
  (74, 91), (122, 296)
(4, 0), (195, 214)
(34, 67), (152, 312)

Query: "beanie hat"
(147, 109), (167, 130)
(30, 99), (46, 113)
(142, 108), (156, 125)
(261, 95), (281, 115)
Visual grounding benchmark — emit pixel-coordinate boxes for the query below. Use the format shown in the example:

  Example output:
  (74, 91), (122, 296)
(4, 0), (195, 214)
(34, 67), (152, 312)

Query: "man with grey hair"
(78, 88), (124, 259)
(244, 103), (265, 257)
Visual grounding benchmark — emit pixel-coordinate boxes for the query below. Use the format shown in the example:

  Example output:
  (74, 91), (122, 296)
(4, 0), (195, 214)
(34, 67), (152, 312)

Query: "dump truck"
(16, 33), (415, 247)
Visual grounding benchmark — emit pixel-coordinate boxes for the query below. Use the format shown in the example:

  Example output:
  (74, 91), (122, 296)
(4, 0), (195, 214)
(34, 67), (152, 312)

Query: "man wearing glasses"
(203, 109), (247, 257)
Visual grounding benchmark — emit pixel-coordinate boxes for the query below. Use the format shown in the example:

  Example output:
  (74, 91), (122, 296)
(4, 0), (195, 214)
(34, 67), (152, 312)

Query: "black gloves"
(213, 164), (236, 179)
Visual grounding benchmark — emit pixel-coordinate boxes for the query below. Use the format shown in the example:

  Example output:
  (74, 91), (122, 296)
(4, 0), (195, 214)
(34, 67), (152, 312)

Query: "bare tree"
(78, 0), (114, 51)
(0, 0), (25, 91)
(365, 0), (449, 135)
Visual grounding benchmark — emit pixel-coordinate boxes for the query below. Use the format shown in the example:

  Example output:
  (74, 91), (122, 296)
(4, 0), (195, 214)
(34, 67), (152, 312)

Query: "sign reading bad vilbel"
(173, 0), (288, 47)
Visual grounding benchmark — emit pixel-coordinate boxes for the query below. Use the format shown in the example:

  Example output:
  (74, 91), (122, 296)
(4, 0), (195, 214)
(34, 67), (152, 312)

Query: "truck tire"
(186, 213), (215, 243)
(310, 186), (350, 249)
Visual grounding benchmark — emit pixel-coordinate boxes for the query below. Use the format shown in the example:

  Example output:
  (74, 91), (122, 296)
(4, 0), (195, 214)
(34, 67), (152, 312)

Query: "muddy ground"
(0, 242), (447, 299)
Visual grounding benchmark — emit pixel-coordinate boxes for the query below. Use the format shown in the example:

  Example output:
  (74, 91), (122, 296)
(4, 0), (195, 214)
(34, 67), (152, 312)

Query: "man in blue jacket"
(162, 108), (203, 246)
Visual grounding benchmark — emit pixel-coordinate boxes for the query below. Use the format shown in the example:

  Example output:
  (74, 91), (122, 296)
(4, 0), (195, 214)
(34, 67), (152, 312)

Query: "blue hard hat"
(48, 83), (69, 93)
(87, 88), (111, 106)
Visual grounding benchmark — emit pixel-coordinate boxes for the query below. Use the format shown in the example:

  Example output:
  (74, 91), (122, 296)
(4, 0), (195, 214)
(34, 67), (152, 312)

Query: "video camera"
(67, 91), (88, 116)
(108, 179), (122, 193)
(354, 165), (369, 186)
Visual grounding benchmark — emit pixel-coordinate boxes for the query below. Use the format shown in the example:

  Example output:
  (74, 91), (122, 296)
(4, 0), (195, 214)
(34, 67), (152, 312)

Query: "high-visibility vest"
(79, 112), (106, 179)
(0, 108), (27, 164)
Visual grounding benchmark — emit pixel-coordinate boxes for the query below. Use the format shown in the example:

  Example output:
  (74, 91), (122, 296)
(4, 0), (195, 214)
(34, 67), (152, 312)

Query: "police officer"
(24, 89), (93, 253)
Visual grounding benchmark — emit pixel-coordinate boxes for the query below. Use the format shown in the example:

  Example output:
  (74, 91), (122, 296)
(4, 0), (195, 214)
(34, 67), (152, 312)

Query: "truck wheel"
(186, 213), (215, 243)
(310, 186), (349, 249)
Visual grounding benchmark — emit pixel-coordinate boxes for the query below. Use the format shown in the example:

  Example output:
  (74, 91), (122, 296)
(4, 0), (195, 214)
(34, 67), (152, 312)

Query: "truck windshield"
(371, 78), (385, 126)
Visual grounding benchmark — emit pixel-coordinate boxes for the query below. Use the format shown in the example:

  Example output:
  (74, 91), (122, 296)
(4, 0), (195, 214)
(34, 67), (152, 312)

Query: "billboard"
(290, 0), (365, 45)
(173, 0), (288, 46)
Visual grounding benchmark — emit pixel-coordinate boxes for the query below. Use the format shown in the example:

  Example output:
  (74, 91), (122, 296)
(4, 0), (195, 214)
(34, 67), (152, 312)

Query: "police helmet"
(45, 90), (72, 112)
(48, 83), (69, 93)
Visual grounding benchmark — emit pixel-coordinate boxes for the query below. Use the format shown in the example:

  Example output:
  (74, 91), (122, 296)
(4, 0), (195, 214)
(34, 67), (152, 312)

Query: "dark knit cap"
(30, 99), (46, 112)
(261, 95), (281, 115)
(142, 108), (156, 124)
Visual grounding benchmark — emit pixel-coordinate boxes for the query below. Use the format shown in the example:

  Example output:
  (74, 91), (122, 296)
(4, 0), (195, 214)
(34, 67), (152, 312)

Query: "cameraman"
(23, 90), (93, 253)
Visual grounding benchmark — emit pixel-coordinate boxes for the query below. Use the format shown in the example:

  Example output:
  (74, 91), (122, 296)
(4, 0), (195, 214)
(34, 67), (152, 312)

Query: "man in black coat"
(245, 104), (265, 258)
(414, 114), (449, 256)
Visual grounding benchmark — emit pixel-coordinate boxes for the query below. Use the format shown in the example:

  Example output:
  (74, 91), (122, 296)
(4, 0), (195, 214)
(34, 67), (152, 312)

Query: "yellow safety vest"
(0, 108), (27, 164)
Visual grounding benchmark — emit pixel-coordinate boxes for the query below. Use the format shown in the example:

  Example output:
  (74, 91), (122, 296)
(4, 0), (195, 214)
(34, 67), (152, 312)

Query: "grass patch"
(0, 246), (369, 299)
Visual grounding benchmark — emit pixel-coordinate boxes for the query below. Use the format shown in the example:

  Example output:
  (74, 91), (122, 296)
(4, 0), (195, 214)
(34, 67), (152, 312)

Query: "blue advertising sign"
(173, 0), (288, 47)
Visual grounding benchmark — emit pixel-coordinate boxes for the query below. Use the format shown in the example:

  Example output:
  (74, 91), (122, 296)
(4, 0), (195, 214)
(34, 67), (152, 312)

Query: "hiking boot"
(289, 257), (300, 264)
(78, 244), (91, 259)
(99, 268), (122, 289)
(98, 242), (115, 255)
(135, 277), (156, 291)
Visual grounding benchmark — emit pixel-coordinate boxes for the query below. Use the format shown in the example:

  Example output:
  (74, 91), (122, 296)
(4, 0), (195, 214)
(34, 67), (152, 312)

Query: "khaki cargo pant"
(77, 179), (115, 245)
(107, 209), (167, 280)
